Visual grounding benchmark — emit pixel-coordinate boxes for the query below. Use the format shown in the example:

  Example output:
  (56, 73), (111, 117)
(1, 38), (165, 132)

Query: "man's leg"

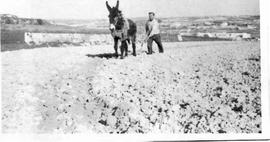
(153, 34), (164, 53)
(147, 37), (153, 54)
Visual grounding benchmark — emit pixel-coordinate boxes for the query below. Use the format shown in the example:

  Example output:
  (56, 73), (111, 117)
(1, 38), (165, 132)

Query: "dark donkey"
(106, 0), (137, 59)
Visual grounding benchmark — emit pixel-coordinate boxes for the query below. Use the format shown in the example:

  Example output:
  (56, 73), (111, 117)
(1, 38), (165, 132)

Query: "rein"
(110, 17), (129, 40)
(114, 17), (125, 30)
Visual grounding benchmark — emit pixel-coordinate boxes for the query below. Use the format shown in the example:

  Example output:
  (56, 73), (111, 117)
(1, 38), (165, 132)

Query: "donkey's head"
(106, 0), (121, 31)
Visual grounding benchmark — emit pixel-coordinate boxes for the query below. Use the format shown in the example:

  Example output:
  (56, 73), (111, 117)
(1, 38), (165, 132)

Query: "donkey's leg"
(114, 38), (119, 57)
(124, 40), (128, 57)
(132, 42), (136, 56)
(131, 35), (136, 56)
(120, 42), (125, 59)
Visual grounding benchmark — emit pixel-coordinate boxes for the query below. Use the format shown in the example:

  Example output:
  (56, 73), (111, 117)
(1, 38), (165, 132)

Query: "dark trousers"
(147, 34), (164, 54)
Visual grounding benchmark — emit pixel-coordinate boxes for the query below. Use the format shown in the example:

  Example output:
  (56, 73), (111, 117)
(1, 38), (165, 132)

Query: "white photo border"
(0, 0), (269, 141)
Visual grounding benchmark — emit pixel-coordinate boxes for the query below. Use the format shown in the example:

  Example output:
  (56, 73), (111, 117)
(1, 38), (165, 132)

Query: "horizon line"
(0, 13), (260, 21)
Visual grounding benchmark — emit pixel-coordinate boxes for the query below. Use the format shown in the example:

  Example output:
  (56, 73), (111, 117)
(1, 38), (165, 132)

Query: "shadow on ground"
(86, 50), (147, 59)
(86, 53), (117, 59)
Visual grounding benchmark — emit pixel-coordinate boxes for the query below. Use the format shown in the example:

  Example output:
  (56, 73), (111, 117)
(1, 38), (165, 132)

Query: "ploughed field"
(1, 41), (261, 133)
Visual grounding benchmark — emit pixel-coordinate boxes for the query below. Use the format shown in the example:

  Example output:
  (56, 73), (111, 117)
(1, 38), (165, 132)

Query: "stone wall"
(25, 32), (114, 45)
(2, 31), (180, 49)
(24, 32), (181, 46)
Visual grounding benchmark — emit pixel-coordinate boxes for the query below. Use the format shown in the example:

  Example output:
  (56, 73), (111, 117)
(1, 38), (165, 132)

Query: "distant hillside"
(0, 14), (109, 34)
(0, 14), (51, 25)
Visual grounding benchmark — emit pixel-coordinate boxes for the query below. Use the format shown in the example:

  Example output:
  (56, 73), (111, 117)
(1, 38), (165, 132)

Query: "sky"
(0, 0), (260, 19)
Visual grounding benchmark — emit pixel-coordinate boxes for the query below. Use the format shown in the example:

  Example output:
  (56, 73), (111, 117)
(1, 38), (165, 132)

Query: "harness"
(111, 17), (129, 41)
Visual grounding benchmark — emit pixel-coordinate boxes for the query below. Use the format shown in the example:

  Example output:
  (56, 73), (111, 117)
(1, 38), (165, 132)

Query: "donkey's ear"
(116, 0), (119, 9)
(106, 1), (111, 11)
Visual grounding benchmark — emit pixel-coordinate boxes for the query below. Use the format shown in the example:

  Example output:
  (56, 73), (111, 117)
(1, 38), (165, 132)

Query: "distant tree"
(37, 19), (43, 25)
(37, 19), (44, 25)
(5, 18), (12, 24)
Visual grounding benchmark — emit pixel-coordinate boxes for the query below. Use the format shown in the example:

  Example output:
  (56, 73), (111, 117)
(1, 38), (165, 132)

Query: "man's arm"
(145, 22), (152, 36)
(145, 22), (149, 35)
(144, 22), (152, 42)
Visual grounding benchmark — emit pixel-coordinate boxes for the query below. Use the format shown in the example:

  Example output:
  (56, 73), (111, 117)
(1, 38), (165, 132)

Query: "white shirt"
(145, 19), (160, 37)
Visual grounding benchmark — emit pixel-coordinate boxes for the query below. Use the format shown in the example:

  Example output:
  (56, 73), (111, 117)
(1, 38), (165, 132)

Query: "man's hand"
(143, 36), (149, 43)
(141, 36), (149, 47)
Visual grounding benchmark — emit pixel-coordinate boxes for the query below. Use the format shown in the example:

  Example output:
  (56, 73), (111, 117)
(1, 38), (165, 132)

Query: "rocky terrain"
(1, 41), (261, 133)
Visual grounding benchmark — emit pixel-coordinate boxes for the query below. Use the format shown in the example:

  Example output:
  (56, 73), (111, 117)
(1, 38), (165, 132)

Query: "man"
(144, 12), (164, 54)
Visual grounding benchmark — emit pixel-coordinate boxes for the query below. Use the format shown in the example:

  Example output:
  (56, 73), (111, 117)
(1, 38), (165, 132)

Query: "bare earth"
(1, 41), (261, 133)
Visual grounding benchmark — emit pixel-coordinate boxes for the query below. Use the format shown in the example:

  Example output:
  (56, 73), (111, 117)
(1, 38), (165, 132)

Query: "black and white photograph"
(1, 0), (269, 141)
